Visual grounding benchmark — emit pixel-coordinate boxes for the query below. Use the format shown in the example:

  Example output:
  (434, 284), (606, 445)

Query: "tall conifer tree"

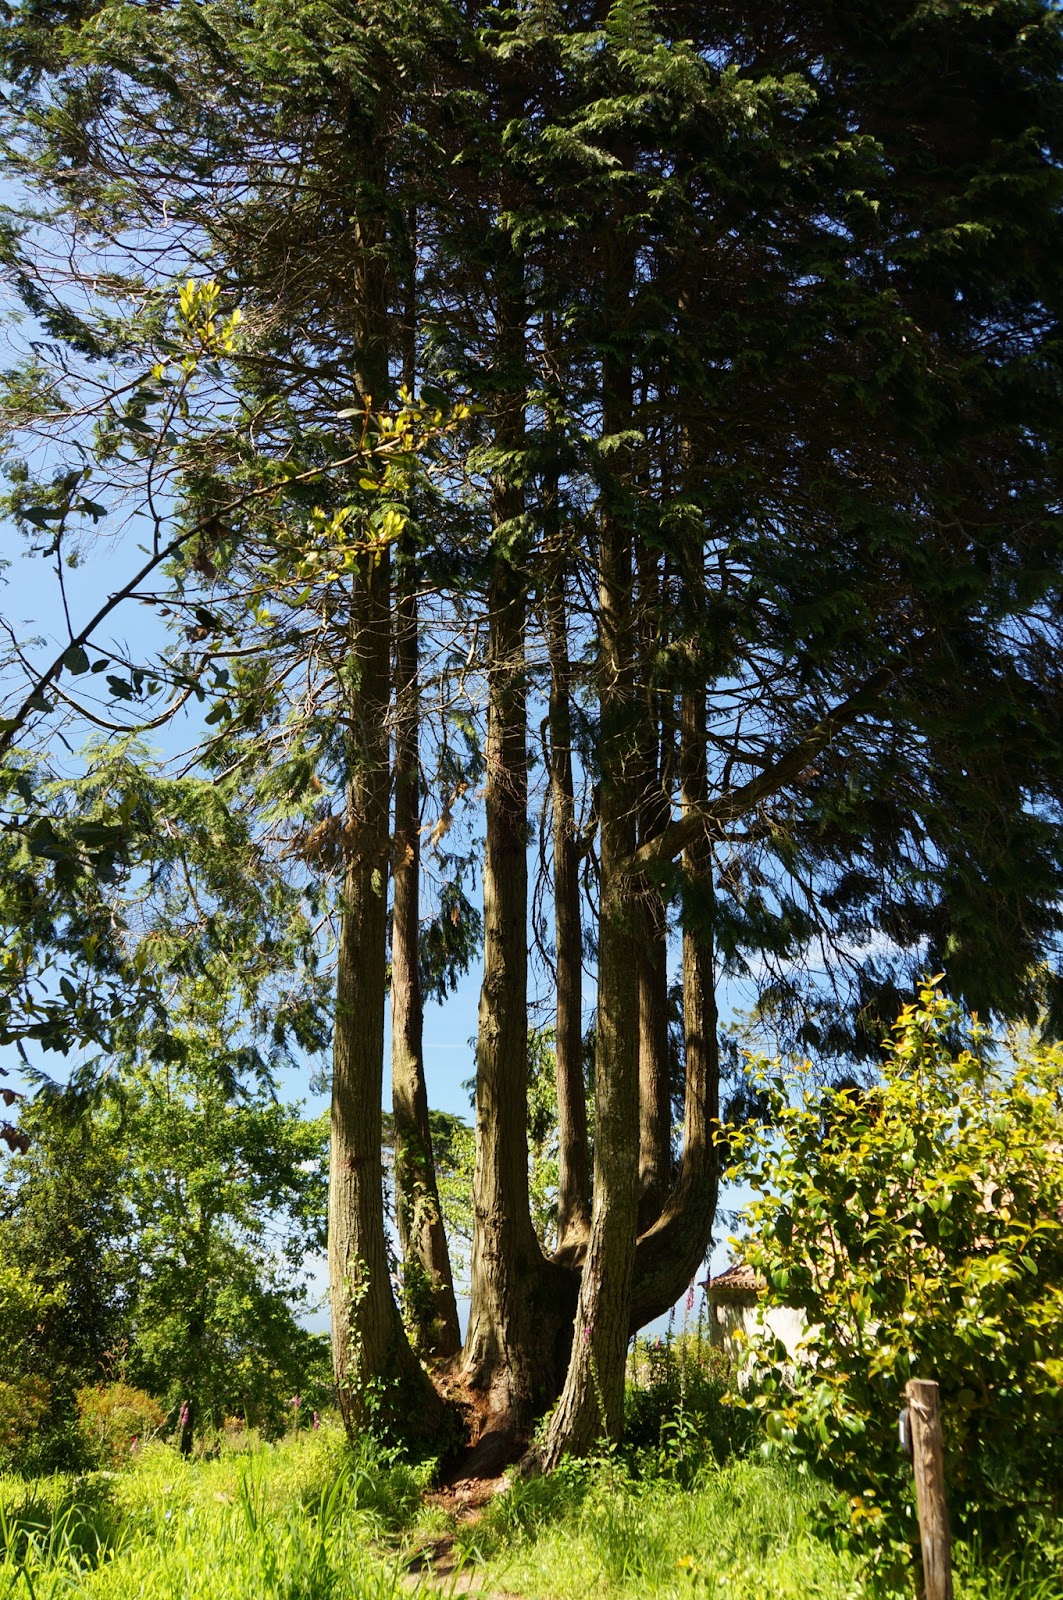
(3, 0), (1063, 1463)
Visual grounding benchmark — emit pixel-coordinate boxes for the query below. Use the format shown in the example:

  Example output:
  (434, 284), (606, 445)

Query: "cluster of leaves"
(624, 1330), (758, 1484)
(0, 1248), (62, 1472)
(731, 983), (1063, 1587)
(0, 0), (1062, 1071)
(75, 1383), (168, 1470)
(0, 1031), (331, 1470)
(0, 742), (332, 1062)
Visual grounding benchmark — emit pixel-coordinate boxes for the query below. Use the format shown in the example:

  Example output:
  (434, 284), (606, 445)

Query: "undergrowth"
(2, 1381), (1061, 1599)
(463, 1456), (1063, 1600)
(0, 1426), (438, 1600)
(623, 1331), (758, 1481)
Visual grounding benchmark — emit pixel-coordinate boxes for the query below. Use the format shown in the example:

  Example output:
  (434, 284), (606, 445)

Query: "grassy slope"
(0, 1429), (430, 1600)
(460, 1456), (860, 1599)
(462, 1458), (1063, 1600)
(1, 1430), (1060, 1599)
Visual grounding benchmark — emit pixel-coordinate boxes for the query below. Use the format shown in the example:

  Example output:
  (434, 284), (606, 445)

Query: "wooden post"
(905, 1378), (952, 1600)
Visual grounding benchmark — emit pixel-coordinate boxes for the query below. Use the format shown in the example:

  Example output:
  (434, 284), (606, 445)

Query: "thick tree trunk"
(541, 252), (639, 1465)
(544, 512), (591, 1257)
(328, 115), (442, 1438)
(463, 549), (574, 1438)
(392, 554), (462, 1359)
(629, 685), (720, 1330)
(463, 256), (575, 1448)
(634, 567), (672, 1231)
(330, 547), (443, 1435)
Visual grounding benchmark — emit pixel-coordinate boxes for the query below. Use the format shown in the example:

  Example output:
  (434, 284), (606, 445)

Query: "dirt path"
(401, 1473), (523, 1598)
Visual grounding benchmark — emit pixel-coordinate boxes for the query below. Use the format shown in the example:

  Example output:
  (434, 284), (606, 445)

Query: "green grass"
(456, 1456), (861, 1600)
(2, 1426), (1061, 1599)
(457, 1455), (1063, 1600)
(0, 1427), (439, 1600)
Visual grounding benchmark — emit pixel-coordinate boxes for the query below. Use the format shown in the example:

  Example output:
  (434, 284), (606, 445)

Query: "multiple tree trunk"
(329, 540), (443, 1434)
(326, 95), (728, 1464)
(7, 0), (1063, 1481)
(328, 104), (447, 1434)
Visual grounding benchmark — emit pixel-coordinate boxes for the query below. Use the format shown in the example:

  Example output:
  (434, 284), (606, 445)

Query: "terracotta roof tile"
(702, 1261), (764, 1300)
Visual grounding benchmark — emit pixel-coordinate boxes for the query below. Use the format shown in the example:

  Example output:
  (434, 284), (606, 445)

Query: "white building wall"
(709, 1297), (809, 1364)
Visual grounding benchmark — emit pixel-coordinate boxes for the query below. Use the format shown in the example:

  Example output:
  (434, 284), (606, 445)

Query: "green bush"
(0, 1247), (74, 1474)
(732, 982), (1063, 1586)
(76, 1382), (168, 1469)
(0, 1376), (52, 1474)
(624, 1331), (758, 1481)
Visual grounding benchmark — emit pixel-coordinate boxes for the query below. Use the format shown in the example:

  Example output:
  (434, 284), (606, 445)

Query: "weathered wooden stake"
(905, 1378), (952, 1600)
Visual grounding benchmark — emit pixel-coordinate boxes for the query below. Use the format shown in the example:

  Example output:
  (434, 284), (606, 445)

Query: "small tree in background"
(0, 1089), (132, 1461)
(120, 1038), (332, 1439)
(1, 1032), (331, 1456)
(733, 982), (1063, 1588)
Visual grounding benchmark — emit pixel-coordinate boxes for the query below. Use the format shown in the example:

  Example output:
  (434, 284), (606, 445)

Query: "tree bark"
(328, 111), (443, 1438)
(390, 221), (461, 1362)
(637, 880), (671, 1231)
(462, 252), (576, 1447)
(625, 336), (720, 1329)
(330, 543), (443, 1435)
(634, 543), (672, 1231)
(543, 481), (591, 1258)
(629, 683), (720, 1330)
(541, 246), (639, 1465)
(392, 549), (462, 1360)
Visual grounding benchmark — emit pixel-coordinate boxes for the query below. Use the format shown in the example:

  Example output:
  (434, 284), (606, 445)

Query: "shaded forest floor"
(2, 1424), (1060, 1600)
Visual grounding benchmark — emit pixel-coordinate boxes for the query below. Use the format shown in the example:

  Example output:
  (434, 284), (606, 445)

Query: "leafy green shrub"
(76, 1382), (167, 1469)
(0, 1246), (75, 1473)
(624, 1331), (758, 1481)
(0, 1375), (53, 1474)
(732, 982), (1063, 1585)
